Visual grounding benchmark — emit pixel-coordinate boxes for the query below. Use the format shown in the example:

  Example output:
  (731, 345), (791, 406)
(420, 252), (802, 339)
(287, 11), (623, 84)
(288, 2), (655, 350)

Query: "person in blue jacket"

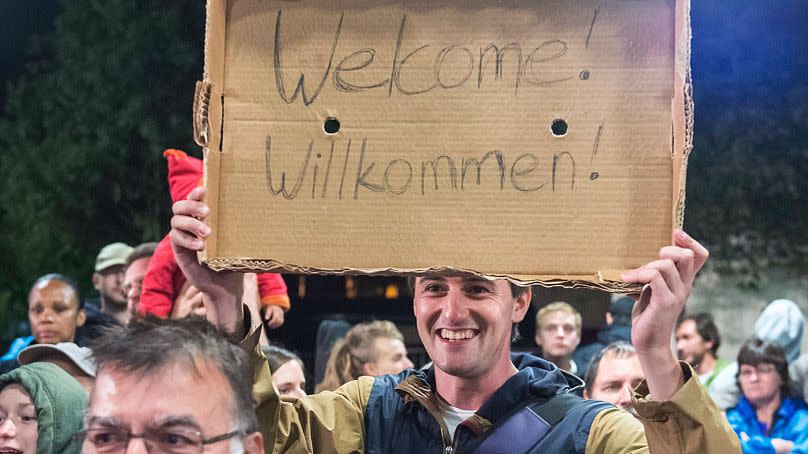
(727, 337), (808, 453)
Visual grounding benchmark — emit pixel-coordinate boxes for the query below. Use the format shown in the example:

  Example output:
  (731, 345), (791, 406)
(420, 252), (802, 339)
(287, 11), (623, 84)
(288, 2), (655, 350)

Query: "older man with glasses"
(77, 316), (264, 454)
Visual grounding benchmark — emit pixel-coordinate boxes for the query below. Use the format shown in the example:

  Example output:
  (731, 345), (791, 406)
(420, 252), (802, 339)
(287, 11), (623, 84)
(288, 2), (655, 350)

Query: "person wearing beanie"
(572, 296), (635, 374)
(0, 362), (87, 454)
(138, 150), (291, 326)
(709, 299), (806, 410)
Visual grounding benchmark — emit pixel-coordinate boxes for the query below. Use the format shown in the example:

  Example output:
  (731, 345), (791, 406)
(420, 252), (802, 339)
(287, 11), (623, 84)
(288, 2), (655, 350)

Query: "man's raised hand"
(621, 229), (709, 401)
(169, 187), (245, 335)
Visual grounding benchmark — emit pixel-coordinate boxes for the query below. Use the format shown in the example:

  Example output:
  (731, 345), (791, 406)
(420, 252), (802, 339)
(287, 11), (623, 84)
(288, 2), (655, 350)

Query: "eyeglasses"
(739, 363), (778, 378)
(76, 427), (248, 453)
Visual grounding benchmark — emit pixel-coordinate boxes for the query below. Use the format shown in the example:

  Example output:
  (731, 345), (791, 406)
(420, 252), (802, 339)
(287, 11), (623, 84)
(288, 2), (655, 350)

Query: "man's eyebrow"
(86, 416), (122, 427)
(419, 276), (447, 283)
(460, 276), (492, 283)
(152, 415), (203, 431)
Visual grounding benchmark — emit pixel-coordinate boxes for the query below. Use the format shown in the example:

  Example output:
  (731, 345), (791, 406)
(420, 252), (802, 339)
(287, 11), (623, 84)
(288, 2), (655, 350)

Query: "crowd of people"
(0, 152), (806, 453)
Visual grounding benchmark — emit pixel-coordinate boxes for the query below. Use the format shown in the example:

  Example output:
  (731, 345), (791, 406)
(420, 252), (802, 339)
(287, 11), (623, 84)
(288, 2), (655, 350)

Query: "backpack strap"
(469, 392), (582, 454)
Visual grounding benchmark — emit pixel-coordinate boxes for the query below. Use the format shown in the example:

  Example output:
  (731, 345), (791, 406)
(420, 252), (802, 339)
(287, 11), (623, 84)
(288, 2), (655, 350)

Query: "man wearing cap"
(75, 243), (133, 345)
(88, 242), (133, 323)
(572, 296), (635, 373)
(1, 274), (86, 373)
(17, 342), (96, 393)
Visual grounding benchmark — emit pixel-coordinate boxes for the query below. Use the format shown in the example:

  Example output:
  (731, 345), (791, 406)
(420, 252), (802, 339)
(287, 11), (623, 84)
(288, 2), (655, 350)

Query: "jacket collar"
(395, 353), (579, 438)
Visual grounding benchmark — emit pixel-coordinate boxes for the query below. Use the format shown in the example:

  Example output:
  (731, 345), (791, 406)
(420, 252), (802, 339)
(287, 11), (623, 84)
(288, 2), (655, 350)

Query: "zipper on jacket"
(444, 447), (454, 454)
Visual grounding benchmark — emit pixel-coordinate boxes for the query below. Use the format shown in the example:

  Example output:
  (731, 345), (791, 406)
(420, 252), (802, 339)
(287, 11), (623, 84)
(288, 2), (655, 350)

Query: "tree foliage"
(685, 0), (808, 287)
(0, 0), (205, 339)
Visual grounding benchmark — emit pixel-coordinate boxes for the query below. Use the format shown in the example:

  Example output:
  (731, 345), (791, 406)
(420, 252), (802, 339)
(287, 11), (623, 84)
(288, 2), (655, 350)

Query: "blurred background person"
(0, 362), (87, 454)
(316, 320), (413, 392)
(675, 312), (729, 387)
(123, 241), (158, 319)
(582, 341), (644, 416)
(726, 338), (808, 453)
(263, 345), (307, 399)
(573, 296), (634, 373)
(534, 302), (582, 375)
(710, 299), (805, 410)
(88, 242), (132, 323)
(1, 274), (85, 373)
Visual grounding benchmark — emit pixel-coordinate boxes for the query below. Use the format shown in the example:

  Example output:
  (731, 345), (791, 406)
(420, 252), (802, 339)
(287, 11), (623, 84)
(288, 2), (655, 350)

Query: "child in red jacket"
(138, 149), (290, 322)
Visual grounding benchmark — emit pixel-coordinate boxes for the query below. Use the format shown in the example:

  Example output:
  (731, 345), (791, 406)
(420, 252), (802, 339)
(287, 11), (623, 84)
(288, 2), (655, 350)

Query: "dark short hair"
(406, 276), (528, 342)
(736, 337), (791, 396)
(262, 345), (304, 374)
(583, 341), (637, 396)
(125, 242), (158, 268)
(677, 312), (721, 356)
(91, 316), (258, 432)
(30, 273), (83, 309)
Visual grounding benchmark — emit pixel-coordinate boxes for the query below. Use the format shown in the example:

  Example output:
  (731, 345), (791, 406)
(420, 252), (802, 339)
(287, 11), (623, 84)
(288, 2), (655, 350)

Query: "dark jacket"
(243, 325), (741, 453)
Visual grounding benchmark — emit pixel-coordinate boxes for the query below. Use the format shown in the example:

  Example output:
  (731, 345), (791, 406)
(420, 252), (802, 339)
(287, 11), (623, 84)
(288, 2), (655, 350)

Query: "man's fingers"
(624, 259), (684, 297)
(169, 227), (205, 251)
(171, 214), (211, 241)
(623, 265), (677, 302)
(673, 229), (709, 274)
(172, 198), (210, 220)
(659, 246), (695, 286)
(188, 186), (207, 202)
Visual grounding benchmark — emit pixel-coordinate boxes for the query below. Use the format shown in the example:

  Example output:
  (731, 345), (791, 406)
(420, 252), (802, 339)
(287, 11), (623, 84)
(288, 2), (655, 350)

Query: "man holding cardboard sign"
(165, 186), (739, 453)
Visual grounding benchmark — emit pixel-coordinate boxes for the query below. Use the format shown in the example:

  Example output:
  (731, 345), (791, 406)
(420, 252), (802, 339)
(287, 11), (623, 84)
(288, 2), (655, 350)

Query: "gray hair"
(90, 316), (258, 433)
(583, 341), (637, 396)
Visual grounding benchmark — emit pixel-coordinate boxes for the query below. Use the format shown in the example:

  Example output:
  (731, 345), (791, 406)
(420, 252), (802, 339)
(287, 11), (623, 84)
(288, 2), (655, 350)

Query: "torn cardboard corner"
(195, 0), (692, 292)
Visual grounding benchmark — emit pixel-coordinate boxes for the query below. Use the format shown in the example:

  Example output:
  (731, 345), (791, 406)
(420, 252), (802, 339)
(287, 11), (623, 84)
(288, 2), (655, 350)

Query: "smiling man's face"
(413, 277), (529, 379)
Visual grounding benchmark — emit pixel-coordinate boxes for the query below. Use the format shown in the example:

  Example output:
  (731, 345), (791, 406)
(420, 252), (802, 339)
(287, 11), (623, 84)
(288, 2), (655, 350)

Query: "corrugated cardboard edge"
(196, 0), (227, 263)
(195, 0), (691, 294)
(672, 0), (693, 229)
(203, 258), (640, 293)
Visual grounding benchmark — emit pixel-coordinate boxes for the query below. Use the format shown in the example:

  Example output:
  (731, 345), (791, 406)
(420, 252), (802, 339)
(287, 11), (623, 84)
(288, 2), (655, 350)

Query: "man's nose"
(124, 438), (150, 454)
(440, 290), (468, 322)
(403, 356), (414, 369)
(617, 384), (634, 409)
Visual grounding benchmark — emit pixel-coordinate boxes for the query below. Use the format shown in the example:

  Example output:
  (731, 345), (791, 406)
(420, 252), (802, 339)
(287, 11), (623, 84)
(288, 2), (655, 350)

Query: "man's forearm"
(203, 282), (246, 338)
(637, 347), (684, 402)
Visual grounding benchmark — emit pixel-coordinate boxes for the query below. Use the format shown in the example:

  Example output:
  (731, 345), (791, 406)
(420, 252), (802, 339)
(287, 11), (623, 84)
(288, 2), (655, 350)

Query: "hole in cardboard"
(551, 119), (568, 137)
(323, 117), (341, 134)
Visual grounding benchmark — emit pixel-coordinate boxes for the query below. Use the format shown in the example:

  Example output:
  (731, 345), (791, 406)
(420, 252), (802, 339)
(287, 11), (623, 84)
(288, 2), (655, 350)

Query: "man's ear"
(512, 287), (531, 324)
(92, 273), (102, 291)
(362, 361), (378, 376)
(244, 431), (265, 454)
(76, 309), (86, 328)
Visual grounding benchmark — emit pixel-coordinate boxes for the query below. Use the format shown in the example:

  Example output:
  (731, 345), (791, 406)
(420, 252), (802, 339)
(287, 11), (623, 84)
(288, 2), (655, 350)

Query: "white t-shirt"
(436, 397), (477, 441)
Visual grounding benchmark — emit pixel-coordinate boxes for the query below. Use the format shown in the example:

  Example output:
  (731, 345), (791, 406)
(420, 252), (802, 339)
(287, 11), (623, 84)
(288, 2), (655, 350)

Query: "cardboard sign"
(195, 0), (692, 291)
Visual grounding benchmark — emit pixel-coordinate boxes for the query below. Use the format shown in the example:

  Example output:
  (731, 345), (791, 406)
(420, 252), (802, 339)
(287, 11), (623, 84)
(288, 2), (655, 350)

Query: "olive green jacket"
(244, 328), (740, 453)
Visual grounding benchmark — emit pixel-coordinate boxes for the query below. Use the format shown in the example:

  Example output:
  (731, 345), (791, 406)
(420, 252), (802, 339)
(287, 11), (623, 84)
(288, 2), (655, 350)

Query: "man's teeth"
(440, 329), (475, 340)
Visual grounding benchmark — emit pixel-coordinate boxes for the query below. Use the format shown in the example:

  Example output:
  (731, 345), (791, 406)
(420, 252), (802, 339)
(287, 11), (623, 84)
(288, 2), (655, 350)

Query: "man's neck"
(435, 358), (519, 411)
(694, 354), (716, 375)
(101, 298), (128, 324)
